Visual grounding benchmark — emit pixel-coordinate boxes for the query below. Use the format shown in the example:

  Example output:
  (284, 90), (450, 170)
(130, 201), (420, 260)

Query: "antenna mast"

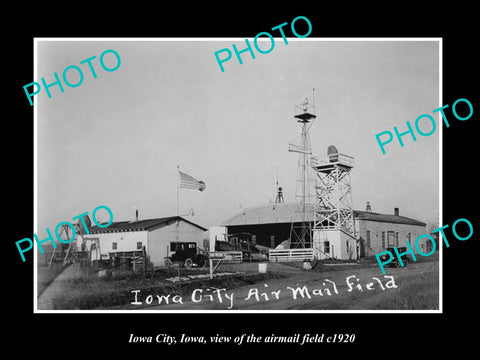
(288, 91), (316, 248)
(275, 167), (284, 203)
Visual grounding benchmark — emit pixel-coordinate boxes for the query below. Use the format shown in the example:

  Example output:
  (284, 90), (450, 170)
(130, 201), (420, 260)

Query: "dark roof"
(82, 216), (207, 234)
(353, 210), (426, 227)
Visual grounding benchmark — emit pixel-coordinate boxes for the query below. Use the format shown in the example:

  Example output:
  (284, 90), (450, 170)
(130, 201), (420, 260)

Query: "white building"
(79, 216), (207, 267)
(355, 207), (427, 257)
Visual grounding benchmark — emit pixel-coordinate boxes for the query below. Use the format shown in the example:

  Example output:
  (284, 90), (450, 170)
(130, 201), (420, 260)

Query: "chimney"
(394, 207), (399, 216)
(366, 201), (372, 212)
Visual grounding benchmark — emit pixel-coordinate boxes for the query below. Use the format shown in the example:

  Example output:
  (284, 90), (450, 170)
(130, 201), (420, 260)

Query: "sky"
(35, 38), (440, 237)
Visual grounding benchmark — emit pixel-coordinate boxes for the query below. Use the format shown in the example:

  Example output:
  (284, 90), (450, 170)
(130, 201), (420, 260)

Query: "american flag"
(178, 170), (206, 192)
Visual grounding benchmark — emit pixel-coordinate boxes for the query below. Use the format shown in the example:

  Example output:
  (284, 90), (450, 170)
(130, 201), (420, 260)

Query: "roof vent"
(131, 206), (138, 222)
(366, 201), (372, 212)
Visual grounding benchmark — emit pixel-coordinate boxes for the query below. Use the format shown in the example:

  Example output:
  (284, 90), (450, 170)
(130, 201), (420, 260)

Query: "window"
(324, 241), (330, 253)
(407, 233), (412, 246)
(137, 242), (143, 250)
(188, 243), (196, 249)
(381, 232), (385, 249)
(366, 231), (371, 249)
(112, 242), (117, 250)
(270, 235), (275, 248)
(170, 242), (177, 252)
(395, 232), (399, 247)
(387, 231), (395, 247)
(425, 239), (433, 253)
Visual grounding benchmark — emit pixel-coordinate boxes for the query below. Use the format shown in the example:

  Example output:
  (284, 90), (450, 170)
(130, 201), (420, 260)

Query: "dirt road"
(37, 264), (82, 310)
(129, 261), (439, 311)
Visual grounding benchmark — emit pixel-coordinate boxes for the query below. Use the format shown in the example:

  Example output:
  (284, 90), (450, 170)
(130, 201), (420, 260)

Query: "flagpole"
(176, 165), (180, 216)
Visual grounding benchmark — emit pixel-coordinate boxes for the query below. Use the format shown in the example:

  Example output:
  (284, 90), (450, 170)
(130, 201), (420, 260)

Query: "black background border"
(6, 4), (478, 355)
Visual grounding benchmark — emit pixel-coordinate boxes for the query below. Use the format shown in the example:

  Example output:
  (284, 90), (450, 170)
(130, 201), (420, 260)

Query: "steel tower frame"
(312, 153), (355, 236)
(288, 97), (316, 248)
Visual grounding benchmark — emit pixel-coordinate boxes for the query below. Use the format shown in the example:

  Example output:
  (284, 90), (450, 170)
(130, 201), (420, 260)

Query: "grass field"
(38, 251), (440, 310)
(375, 268), (439, 310)
(45, 271), (286, 310)
(292, 264), (439, 310)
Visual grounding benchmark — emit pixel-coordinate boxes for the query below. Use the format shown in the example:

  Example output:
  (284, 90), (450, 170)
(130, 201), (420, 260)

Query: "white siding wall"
(209, 226), (227, 252)
(82, 231), (148, 260)
(313, 230), (357, 260)
(148, 221), (205, 267)
(340, 231), (358, 260)
(81, 221), (205, 266)
(356, 219), (427, 257)
(314, 230), (339, 260)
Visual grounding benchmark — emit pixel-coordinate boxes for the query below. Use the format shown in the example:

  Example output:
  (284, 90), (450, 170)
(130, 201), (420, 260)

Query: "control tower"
(311, 146), (357, 259)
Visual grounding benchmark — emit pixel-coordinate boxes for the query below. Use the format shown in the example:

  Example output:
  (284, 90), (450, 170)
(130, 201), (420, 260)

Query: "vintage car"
(380, 247), (410, 268)
(164, 242), (206, 269)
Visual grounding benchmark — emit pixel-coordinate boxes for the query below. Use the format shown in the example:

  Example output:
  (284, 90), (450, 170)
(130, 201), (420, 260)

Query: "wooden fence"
(268, 248), (315, 262)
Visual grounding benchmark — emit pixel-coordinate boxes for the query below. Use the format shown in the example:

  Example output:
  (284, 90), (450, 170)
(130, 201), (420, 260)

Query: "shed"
(79, 216), (207, 267)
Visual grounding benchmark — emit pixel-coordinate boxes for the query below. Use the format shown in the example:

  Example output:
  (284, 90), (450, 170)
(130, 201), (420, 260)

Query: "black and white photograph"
(33, 38), (440, 312)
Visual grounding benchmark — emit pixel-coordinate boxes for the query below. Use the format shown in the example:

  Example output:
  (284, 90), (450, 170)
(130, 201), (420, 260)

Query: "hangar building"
(221, 202), (427, 259)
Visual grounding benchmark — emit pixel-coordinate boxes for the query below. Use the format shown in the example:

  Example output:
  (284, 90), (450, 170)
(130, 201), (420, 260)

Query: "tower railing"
(311, 153), (354, 168)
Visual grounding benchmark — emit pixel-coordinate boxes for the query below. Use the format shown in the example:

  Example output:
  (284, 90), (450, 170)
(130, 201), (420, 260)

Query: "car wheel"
(164, 257), (173, 268)
(184, 258), (193, 269)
